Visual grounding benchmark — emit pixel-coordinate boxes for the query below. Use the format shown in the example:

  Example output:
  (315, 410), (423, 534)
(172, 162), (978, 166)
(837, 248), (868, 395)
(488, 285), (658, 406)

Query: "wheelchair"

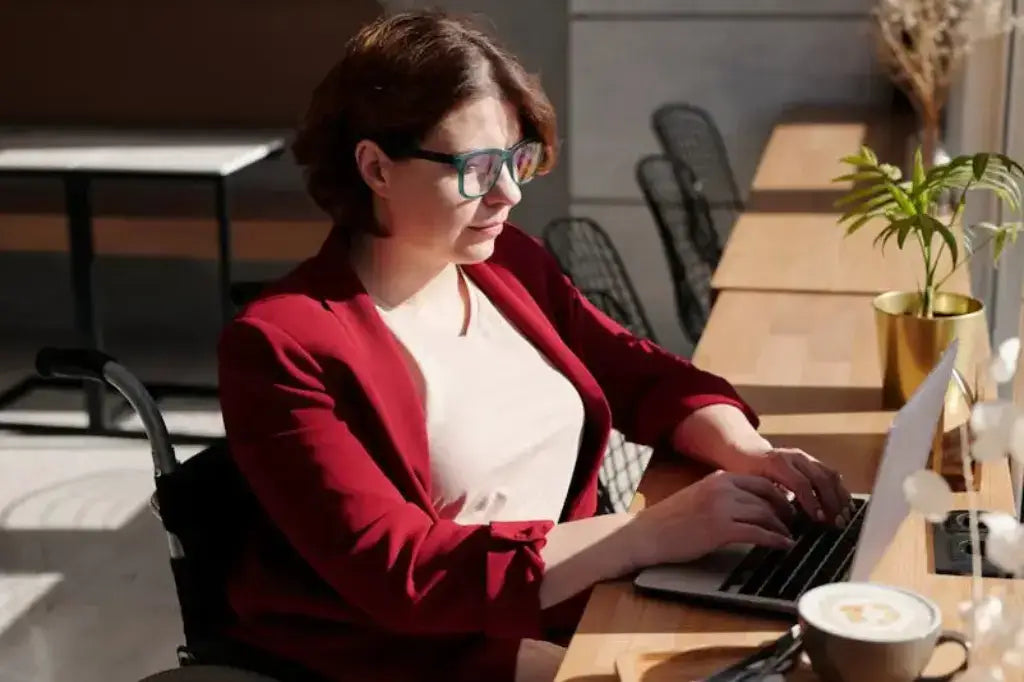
(34, 348), (327, 682)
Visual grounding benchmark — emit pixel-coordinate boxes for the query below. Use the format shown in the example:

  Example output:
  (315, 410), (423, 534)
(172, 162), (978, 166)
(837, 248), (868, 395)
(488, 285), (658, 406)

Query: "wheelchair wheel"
(138, 665), (282, 681)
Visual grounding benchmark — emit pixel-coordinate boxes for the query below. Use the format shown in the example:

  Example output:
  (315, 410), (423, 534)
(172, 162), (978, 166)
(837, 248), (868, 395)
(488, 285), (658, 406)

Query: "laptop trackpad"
(634, 543), (752, 593)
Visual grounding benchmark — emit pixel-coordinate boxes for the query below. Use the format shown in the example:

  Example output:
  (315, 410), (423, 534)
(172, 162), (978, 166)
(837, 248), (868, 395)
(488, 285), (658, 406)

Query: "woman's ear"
(354, 140), (393, 197)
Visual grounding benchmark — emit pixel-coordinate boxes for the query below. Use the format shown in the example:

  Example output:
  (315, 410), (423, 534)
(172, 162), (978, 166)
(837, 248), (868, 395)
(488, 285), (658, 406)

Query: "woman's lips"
(468, 222), (504, 235)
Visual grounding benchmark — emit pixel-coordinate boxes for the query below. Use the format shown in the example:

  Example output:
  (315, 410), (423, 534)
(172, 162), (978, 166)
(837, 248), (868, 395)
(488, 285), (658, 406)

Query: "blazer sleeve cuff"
(484, 520), (554, 638)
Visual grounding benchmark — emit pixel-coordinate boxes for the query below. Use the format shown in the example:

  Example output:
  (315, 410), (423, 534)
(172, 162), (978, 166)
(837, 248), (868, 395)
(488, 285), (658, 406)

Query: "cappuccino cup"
(796, 582), (968, 682)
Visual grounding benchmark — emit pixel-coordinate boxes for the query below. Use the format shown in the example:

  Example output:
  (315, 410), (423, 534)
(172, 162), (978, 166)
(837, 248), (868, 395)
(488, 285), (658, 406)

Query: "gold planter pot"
(873, 291), (985, 407)
(873, 291), (986, 487)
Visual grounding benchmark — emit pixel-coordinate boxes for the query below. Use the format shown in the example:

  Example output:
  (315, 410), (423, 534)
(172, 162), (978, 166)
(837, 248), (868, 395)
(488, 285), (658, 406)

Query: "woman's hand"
(733, 445), (853, 527)
(626, 470), (796, 569)
(668, 404), (852, 530)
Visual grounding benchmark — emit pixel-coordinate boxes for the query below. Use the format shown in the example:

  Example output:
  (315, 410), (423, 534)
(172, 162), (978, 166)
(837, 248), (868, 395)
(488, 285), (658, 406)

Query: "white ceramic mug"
(797, 582), (969, 682)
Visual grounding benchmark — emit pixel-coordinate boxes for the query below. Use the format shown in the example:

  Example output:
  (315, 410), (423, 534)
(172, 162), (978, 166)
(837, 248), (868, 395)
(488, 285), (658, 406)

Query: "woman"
(217, 10), (851, 682)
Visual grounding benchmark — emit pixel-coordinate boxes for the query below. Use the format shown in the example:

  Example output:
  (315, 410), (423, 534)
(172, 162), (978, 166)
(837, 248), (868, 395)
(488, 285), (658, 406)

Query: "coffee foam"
(799, 583), (938, 642)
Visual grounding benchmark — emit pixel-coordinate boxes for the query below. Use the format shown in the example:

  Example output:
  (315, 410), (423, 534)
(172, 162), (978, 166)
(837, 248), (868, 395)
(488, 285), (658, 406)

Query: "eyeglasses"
(399, 139), (545, 199)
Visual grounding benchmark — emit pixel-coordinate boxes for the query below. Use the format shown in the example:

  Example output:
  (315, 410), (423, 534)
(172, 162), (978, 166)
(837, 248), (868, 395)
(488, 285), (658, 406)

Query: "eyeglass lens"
(460, 142), (543, 197)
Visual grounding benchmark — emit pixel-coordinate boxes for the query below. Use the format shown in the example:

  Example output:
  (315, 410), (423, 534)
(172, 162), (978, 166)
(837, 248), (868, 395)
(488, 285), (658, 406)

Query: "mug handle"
(916, 630), (970, 682)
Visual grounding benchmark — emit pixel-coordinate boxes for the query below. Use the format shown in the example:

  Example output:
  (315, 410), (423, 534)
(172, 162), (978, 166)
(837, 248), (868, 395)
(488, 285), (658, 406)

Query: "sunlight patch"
(0, 574), (62, 637)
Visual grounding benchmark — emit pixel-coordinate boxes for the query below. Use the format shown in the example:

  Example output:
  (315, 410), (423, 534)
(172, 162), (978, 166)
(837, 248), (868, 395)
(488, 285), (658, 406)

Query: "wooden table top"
(554, 111), (1015, 682)
(750, 119), (868, 192)
(710, 213), (970, 295)
(744, 106), (909, 211)
(711, 106), (970, 296)
(692, 290), (884, 410)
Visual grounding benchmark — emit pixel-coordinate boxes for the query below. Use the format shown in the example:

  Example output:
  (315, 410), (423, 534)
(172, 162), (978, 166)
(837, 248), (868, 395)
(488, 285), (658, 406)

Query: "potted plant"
(834, 145), (1024, 482)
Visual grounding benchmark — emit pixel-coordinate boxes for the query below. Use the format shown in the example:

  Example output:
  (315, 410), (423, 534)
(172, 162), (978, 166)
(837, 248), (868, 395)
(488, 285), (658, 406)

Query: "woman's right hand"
(626, 470), (797, 569)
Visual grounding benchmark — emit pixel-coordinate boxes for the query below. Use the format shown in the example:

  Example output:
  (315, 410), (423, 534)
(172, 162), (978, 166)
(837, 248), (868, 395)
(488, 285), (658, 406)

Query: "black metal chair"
(652, 103), (745, 246)
(652, 102), (744, 213)
(636, 154), (713, 344)
(596, 429), (655, 514)
(541, 217), (657, 342)
(637, 153), (722, 267)
(541, 216), (658, 513)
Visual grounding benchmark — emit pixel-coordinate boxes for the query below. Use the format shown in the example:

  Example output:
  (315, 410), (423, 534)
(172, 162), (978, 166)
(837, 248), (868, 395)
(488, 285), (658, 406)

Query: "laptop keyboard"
(719, 498), (868, 602)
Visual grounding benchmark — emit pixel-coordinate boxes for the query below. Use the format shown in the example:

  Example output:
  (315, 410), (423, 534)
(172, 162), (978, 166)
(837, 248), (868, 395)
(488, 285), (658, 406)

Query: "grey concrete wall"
(567, 0), (891, 354)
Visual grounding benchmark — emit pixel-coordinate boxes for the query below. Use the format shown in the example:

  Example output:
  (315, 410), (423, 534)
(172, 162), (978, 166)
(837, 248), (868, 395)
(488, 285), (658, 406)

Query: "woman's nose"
(484, 162), (522, 207)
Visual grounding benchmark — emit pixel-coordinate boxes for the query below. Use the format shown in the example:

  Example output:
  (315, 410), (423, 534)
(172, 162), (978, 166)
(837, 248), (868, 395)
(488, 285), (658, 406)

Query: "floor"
(0, 337), (224, 682)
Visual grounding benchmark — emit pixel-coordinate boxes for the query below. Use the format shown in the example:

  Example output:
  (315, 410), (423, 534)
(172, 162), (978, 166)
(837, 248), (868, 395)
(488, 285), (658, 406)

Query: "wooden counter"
(710, 212), (969, 295)
(555, 110), (1016, 682)
(555, 292), (1015, 680)
(711, 107), (969, 296)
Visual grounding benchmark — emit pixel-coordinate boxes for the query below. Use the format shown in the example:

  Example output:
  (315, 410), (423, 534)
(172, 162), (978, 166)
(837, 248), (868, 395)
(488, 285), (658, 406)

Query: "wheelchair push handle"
(35, 347), (116, 382)
(34, 347), (179, 476)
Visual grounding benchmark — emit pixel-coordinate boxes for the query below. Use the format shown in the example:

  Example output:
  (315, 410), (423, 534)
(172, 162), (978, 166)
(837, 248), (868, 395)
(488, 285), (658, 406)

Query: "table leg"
(215, 177), (233, 325)
(64, 174), (106, 430)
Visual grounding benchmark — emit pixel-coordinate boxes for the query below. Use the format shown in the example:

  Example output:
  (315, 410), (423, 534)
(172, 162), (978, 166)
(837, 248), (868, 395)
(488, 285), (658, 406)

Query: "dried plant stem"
(873, 0), (1020, 170)
(921, 114), (940, 169)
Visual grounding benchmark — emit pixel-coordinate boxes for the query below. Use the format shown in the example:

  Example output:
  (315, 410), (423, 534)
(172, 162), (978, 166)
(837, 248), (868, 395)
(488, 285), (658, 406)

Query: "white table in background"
(0, 128), (285, 441)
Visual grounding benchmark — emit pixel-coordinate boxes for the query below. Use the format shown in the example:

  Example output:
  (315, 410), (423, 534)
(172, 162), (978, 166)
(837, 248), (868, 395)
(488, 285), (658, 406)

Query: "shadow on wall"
(0, 0), (384, 128)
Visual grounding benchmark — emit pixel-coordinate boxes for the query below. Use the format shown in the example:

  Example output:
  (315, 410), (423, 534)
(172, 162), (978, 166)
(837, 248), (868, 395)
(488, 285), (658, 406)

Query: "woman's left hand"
(734, 445), (853, 527)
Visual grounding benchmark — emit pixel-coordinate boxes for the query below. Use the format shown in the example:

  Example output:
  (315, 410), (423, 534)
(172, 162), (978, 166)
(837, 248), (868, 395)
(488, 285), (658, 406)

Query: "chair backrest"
(155, 443), (326, 680)
(541, 217), (657, 343)
(652, 102), (744, 212)
(229, 281), (269, 309)
(154, 441), (258, 645)
(637, 153), (722, 266)
(635, 154), (711, 343)
(599, 430), (652, 513)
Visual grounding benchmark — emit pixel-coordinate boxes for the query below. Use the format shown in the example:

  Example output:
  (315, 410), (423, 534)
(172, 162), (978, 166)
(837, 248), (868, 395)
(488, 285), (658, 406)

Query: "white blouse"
(375, 267), (585, 524)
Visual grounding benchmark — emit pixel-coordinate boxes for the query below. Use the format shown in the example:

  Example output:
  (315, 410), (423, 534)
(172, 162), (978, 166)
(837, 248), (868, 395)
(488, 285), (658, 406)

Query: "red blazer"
(217, 224), (757, 681)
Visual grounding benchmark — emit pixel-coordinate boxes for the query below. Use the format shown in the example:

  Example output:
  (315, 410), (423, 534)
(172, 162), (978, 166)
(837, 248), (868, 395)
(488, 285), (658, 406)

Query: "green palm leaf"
(834, 144), (1024, 313)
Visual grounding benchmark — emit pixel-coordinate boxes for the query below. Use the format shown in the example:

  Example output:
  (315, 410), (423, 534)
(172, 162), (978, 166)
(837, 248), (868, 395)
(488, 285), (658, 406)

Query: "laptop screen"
(849, 338), (960, 580)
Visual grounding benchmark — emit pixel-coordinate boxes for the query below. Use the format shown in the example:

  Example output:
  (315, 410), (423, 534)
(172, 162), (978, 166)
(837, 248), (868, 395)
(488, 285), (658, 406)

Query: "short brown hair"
(292, 10), (558, 240)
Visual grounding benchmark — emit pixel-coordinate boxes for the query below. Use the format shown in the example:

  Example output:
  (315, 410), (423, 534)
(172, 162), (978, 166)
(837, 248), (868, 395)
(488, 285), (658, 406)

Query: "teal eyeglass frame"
(398, 139), (543, 199)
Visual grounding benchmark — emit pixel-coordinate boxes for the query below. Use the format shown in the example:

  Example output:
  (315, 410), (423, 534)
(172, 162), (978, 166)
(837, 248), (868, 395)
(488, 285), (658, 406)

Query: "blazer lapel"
(307, 235), (435, 512)
(331, 297), (434, 499)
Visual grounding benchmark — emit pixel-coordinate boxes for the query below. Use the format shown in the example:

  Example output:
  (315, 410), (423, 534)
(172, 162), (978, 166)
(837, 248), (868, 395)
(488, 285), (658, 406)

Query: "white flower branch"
(903, 337), (1024, 677)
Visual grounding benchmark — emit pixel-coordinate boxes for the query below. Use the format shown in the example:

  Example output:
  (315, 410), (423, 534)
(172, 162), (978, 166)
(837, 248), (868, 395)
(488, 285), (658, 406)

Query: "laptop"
(633, 338), (959, 615)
